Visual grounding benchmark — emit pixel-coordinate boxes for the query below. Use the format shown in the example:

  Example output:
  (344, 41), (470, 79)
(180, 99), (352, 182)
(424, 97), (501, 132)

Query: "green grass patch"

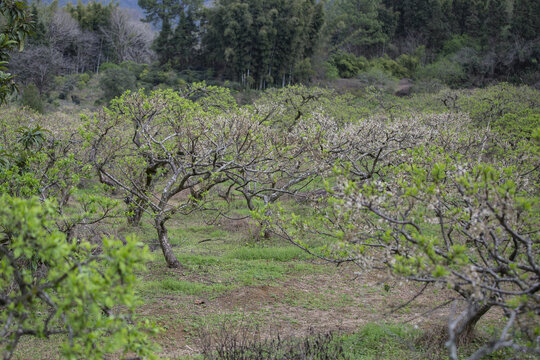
(138, 278), (230, 296)
(225, 246), (309, 262)
(220, 260), (288, 286)
(336, 323), (422, 359)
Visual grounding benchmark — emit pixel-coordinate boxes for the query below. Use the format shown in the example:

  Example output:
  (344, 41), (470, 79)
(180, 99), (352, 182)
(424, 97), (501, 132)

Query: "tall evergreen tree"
(66, 0), (115, 32)
(511, 0), (540, 40)
(154, 17), (174, 64)
(483, 0), (509, 39)
(203, 0), (323, 88)
(463, 0), (484, 38)
(138, 0), (202, 67)
(171, 9), (197, 69)
(326, 0), (395, 57)
(29, 3), (48, 45)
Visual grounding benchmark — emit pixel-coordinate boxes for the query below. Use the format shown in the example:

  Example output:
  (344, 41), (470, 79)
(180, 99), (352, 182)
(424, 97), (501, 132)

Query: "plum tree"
(82, 85), (267, 268)
(267, 111), (539, 359)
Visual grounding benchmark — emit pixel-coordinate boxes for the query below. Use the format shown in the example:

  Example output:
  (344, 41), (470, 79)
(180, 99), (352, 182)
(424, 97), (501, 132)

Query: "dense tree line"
(6, 0), (540, 96)
(138, 0), (324, 89)
(325, 0), (539, 57)
(139, 0), (539, 87)
(325, 0), (540, 82)
(202, 0), (324, 88)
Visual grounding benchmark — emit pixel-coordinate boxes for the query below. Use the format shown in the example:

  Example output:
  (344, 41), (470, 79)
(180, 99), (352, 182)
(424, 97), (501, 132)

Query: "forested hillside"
(7, 0), (540, 106)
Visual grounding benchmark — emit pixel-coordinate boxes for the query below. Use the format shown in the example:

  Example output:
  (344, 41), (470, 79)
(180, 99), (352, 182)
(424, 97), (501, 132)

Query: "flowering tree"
(267, 113), (539, 359)
(82, 85), (269, 268)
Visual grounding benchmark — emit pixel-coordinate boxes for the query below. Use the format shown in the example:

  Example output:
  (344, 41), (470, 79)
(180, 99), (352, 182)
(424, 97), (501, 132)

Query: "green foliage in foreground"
(0, 195), (157, 359)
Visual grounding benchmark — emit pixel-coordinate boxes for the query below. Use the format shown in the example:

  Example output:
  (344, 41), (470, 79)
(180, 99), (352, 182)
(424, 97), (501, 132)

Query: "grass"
(8, 198), (529, 360)
(138, 278), (231, 297)
(224, 245), (309, 262)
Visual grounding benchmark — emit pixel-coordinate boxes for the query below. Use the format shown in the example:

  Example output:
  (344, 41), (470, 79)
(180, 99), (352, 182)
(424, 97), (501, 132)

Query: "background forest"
(8, 0), (540, 112)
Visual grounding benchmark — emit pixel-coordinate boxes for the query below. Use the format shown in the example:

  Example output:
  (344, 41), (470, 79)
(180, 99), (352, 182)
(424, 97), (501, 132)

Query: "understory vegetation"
(0, 1), (539, 360)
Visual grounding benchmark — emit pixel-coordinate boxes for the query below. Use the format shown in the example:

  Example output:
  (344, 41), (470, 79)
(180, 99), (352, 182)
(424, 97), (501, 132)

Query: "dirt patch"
(215, 216), (257, 235)
(135, 264), (502, 359)
(395, 78), (414, 96)
(215, 285), (287, 311)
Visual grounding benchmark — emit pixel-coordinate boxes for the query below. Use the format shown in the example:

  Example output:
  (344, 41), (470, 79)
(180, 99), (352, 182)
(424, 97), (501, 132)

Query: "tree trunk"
(155, 217), (181, 269)
(124, 196), (145, 226)
(127, 205), (144, 226)
(455, 303), (492, 344)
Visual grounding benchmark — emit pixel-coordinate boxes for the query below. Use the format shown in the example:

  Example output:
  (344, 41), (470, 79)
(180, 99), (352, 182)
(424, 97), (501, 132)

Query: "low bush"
(20, 83), (44, 113)
(99, 65), (137, 102)
(415, 58), (467, 88)
(329, 51), (369, 79)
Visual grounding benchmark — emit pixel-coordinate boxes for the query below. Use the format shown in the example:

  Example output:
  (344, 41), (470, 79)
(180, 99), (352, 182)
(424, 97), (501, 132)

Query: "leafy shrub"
(120, 60), (147, 79)
(395, 53), (420, 78)
(330, 51), (369, 78)
(324, 61), (340, 80)
(139, 66), (183, 88)
(0, 195), (157, 359)
(371, 55), (409, 78)
(99, 65), (137, 102)
(20, 83), (44, 113)
(77, 72), (91, 87)
(54, 75), (77, 98)
(98, 62), (118, 72)
(415, 58), (467, 88)
(441, 34), (478, 56)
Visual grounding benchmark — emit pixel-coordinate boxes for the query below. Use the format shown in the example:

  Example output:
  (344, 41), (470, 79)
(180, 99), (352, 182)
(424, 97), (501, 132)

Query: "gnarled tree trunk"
(455, 303), (491, 343)
(155, 216), (181, 269)
(447, 302), (492, 360)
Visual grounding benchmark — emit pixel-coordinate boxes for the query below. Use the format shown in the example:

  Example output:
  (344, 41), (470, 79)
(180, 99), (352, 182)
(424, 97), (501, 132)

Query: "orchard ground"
(9, 206), (513, 360)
